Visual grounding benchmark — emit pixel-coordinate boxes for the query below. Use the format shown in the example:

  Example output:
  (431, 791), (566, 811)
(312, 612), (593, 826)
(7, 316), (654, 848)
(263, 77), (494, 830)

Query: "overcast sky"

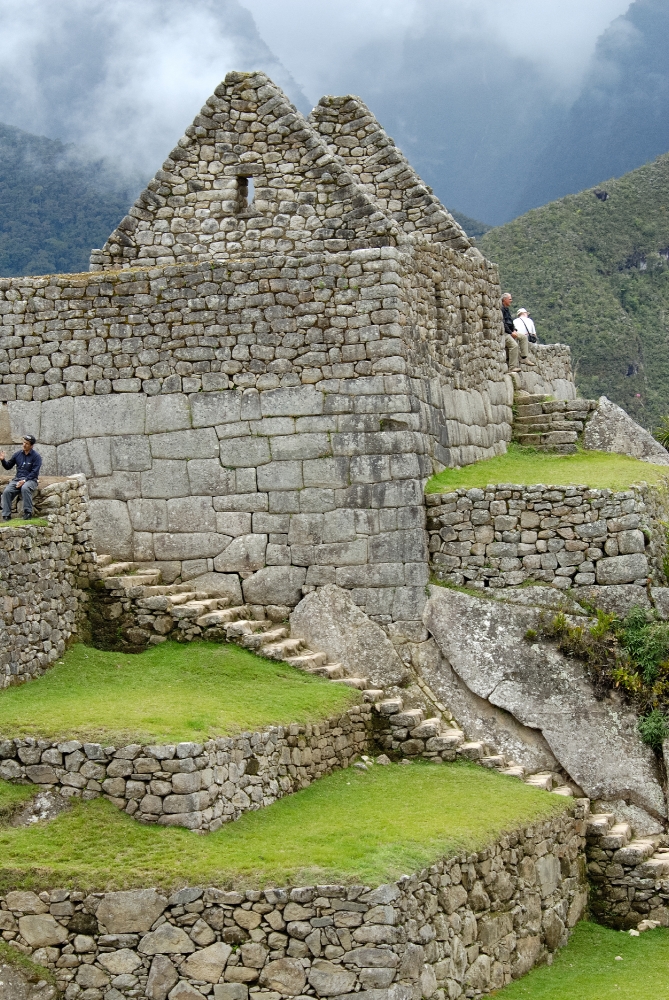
(0, 0), (635, 220)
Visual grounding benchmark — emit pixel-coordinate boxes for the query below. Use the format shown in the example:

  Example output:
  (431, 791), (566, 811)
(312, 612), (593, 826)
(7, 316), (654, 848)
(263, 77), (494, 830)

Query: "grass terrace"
(427, 445), (669, 494)
(0, 641), (358, 745)
(0, 762), (568, 891)
(492, 920), (669, 999)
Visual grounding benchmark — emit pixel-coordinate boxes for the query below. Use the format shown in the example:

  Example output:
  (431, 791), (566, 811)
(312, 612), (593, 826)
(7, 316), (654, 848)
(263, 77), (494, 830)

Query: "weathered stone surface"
(139, 923), (196, 954)
(181, 942), (232, 983)
(242, 566), (306, 607)
(6, 891), (48, 914)
(98, 948), (143, 975)
(186, 572), (243, 604)
(97, 889), (168, 933)
(579, 585), (651, 617)
(76, 965), (110, 988)
(291, 584), (408, 686)
(308, 960), (357, 996)
(596, 553), (649, 585)
(213, 534), (267, 576)
(651, 587), (669, 620)
(584, 396), (669, 465)
(259, 958), (307, 995)
(424, 586), (667, 818)
(146, 955), (179, 1000)
(18, 914), (68, 947)
(89, 499), (133, 561)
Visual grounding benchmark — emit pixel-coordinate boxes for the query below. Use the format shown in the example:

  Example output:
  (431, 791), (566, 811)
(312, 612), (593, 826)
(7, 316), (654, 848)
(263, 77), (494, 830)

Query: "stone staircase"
(91, 556), (580, 797)
(513, 393), (597, 453)
(586, 811), (669, 927)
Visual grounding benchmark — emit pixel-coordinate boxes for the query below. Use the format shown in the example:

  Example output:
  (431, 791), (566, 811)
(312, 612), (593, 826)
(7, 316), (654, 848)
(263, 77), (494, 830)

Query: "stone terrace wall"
(0, 475), (95, 688)
(513, 344), (576, 401)
(0, 704), (372, 832)
(427, 483), (668, 591)
(0, 806), (587, 1000)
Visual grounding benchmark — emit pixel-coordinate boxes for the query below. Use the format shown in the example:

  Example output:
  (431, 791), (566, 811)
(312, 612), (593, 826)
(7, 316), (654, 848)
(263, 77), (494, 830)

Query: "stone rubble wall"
(512, 345), (576, 401)
(587, 827), (669, 928)
(0, 706), (373, 834)
(0, 806), (588, 1000)
(427, 483), (668, 591)
(0, 475), (95, 688)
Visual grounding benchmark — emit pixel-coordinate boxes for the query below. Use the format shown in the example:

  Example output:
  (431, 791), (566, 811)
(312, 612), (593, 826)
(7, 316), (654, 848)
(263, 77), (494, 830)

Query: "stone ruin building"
(0, 70), (574, 627)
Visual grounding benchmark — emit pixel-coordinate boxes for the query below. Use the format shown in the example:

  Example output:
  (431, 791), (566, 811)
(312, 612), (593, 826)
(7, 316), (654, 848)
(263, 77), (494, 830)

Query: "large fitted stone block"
(257, 461), (303, 491)
(213, 533), (267, 575)
(111, 435), (152, 471)
(167, 496), (216, 532)
(7, 400), (40, 440)
(219, 436), (270, 468)
(86, 436), (112, 477)
(74, 394), (146, 438)
(57, 439), (93, 477)
(596, 553), (649, 585)
(128, 499), (168, 532)
(153, 532), (229, 560)
(150, 428), (219, 460)
(302, 458), (350, 489)
(242, 566), (306, 606)
(187, 459), (236, 496)
(141, 461), (191, 499)
(270, 433), (331, 461)
(89, 500), (133, 560)
(191, 390), (242, 427)
(146, 394), (192, 433)
(40, 395), (74, 445)
(89, 471), (141, 500)
(260, 386), (324, 417)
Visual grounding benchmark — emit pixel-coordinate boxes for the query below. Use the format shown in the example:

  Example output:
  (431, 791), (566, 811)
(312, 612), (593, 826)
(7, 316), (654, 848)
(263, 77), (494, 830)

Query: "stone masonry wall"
(0, 805), (587, 1000)
(427, 483), (668, 591)
(0, 474), (95, 688)
(0, 705), (373, 833)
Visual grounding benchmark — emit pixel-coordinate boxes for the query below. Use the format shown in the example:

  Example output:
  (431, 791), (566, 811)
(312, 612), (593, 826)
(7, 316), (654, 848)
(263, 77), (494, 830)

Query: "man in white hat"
(514, 307), (537, 345)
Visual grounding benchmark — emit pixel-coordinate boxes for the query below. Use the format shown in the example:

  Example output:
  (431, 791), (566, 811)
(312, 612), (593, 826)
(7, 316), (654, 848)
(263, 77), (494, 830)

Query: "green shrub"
(638, 710), (669, 750)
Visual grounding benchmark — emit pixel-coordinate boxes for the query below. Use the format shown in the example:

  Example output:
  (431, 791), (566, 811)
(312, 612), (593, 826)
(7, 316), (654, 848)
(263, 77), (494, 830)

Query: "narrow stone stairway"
(513, 393), (597, 453)
(90, 556), (580, 797)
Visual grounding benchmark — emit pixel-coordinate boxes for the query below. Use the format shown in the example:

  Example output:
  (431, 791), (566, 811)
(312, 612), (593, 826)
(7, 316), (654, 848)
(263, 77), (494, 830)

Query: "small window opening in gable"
(236, 174), (255, 213)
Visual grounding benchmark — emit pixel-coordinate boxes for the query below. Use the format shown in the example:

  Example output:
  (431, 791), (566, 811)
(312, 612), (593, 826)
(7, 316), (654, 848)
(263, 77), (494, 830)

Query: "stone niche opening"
(236, 174), (255, 213)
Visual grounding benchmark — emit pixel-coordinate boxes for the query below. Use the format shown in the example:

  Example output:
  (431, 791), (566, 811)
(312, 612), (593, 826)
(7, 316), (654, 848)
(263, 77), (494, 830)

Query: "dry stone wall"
(0, 806), (587, 1000)
(0, 475), (95, 688)
(0, 705), (372, 833)
(427, 483), (668, 591)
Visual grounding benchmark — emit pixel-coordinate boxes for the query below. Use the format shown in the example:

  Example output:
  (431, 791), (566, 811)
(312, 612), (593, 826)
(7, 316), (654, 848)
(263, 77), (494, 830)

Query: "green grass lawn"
(0, 641), (358, 745)
(427, 445), (669, 493)
(492, 921), (669, 1000)
(0, 781), (34, 821)
(0, 517), (48, 528)
(0, 762), (568, 891)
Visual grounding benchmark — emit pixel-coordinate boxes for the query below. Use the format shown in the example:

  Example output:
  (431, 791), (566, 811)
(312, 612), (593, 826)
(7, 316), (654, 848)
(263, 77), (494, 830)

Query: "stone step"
(514, 419), (584, 433)
(524, 772), (554, 791)
(171, 599), (224, 620)
(262, 637), (306, 660)
(95, 561), (141, 578)
(642, 856), (669, 877)
(196, 607), (247, 627)
(586, 813), (616, 836)
(457, 741), (486, 760)
(166, 592), (199, 606)
(336, 676), (370, 689)
(514, 393), (551, 405)
(600, 822), (632, 850)
(480, 755), (506, 769)
(226, 619), (272, 639)
(284, 651), (328, 669)
(140, 583), (198, 597)
(410, 718), (443, 739)
(310, 663), (346, 680)
(615, 841), (656, 865)
(96, 554), (113, 567)
(552, 785), (574, 797)
(389, 708), (425, 728)
(515, 431), (578, 446)
(376, 698), (403, 716)
(499, 766), (525, 780)
(243, 627), (290, 651)
(362, 688), (385, 702)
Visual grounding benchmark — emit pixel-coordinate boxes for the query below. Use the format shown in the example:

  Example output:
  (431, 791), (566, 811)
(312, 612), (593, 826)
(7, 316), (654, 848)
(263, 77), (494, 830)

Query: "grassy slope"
(493, 921), (669, 1000)
(0, 642), (357, 745)
(0, 763), (567, 891)
(0, 781), (34, 821)
(427, 445), (669, 493)
(481, 152), (669, 429)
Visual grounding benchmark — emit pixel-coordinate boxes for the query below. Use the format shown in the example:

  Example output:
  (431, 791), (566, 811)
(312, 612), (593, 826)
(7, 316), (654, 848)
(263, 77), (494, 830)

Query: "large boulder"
(423, 586), (666, 819)
(96, 889), (168, 934)
(290, 584), (408, 687)
(584, 396), (669, 465)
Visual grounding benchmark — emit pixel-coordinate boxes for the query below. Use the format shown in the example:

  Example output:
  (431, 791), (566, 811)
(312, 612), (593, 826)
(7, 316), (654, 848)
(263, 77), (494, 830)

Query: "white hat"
(516, 308), (528, 316)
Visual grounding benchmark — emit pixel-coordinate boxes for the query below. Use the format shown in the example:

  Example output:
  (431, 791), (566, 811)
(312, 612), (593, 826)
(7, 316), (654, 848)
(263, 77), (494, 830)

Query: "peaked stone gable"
(90, 72), (401, 271)
(309, 95), (473, 254)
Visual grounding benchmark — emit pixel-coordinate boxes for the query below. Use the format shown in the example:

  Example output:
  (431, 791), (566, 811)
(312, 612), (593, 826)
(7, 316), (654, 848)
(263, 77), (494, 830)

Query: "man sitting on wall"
(0, 435), (42, 521)
(502, 292), (535, 370)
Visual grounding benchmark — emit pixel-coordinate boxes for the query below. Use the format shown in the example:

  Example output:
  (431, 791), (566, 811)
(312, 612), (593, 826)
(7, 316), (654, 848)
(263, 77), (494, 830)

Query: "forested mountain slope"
(481, 152), (669, 429)
(0, 123), (135, 277)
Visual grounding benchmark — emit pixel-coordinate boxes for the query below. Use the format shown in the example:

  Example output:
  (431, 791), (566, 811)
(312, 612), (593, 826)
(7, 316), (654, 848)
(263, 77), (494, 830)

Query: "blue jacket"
(2, 448), (42, 482)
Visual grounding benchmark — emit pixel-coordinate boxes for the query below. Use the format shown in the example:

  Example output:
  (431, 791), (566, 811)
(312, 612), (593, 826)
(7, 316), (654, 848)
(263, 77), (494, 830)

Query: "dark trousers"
(2, 479), (38, 519)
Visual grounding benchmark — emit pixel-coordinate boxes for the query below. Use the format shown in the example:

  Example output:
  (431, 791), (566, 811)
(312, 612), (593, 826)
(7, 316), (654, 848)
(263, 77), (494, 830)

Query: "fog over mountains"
(0, 0), (668, 277)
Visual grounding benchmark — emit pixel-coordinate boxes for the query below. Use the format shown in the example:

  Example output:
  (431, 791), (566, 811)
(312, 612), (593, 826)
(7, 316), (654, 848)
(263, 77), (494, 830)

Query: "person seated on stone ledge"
(514, 306), (538, 344)
(0, 435), (42, 521)
(502, 292), (535, 371)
